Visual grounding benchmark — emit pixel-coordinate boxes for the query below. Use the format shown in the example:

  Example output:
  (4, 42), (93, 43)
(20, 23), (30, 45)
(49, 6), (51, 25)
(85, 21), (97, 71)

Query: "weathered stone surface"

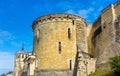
(33, 14), (87, 70)
(35, 70), (72, 76)
(14, 51), (27, 76)
(14, 13), (96, 76)
(91, 2), (120, 70)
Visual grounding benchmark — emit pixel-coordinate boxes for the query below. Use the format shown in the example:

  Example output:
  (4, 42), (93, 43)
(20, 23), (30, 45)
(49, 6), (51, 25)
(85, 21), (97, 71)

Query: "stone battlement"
(101, 1), (120, 14)
(114, 1), (120, 7)
(32, 13), (85, 30)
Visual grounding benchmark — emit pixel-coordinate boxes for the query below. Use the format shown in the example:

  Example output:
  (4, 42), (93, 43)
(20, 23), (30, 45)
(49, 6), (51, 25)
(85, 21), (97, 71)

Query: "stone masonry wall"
(92, 2), (120, 70)
(32, 14), (87, 70)
(76, 19), (87, 53)
(35, 70), (73, 76)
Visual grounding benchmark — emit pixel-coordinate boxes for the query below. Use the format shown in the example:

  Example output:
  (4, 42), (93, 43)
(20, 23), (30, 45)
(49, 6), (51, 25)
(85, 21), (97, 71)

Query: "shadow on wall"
(20, 72), (27, 76)
(72, 45), (80, 76)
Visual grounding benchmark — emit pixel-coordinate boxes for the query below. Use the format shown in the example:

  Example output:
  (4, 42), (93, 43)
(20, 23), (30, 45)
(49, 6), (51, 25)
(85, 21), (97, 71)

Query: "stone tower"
(14, 45), (27, 76)
(32, 14), (88, 75)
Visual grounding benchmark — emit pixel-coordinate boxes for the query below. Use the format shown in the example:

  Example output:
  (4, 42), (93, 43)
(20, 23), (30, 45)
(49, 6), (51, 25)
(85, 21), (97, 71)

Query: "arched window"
(58, 42), (61, 54)
(68, 28), (71, 39)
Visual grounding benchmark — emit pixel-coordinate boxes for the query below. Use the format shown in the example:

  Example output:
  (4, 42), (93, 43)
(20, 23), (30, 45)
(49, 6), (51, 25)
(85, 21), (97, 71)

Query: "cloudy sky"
(0, 0), (118, 75)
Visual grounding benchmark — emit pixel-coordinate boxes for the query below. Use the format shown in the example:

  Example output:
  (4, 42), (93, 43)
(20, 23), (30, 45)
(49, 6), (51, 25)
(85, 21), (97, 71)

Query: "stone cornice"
(32, 13), (85, 30)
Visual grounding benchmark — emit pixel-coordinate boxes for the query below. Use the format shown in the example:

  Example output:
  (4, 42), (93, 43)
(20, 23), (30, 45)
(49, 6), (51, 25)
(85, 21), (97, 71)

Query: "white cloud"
(0, 31), (11, 37)
(66, 9), (76, 14)
(66, 7), (94, 20)
(0, 30), (14, 40)
(78, 7), (94, 18)
(0, 30), (15, 45)
(0, 51), (14, 74)
(11, 41), (21, 48)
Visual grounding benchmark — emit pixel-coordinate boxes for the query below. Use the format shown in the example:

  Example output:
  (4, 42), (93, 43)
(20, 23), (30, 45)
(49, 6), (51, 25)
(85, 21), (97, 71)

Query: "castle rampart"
(91, 1), (120, 70)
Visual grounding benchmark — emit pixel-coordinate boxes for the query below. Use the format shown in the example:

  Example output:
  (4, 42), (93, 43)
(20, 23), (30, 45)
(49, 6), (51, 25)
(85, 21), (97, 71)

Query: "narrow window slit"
(72, 20), (75, 25)
(58, 42), (61, 54)
(69, 60), (72, 70)
(68, 28), (71, 39)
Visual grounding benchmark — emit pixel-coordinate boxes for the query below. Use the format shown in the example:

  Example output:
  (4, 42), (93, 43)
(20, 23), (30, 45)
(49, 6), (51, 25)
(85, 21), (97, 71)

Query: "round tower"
(32, 14), (87, 70)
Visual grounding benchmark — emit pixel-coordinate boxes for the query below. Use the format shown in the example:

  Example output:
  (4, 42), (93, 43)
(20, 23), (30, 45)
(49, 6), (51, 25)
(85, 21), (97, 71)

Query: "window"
(103, 22), (107, 29)
(69, 60), (72, 70)
(22, 54), (24, 58)
(93, 26), (102, 39)
(72, 20), (75, 25)
(103, 26), (106, 29)
(58, 42), (61, 54)
(68, 28), (71, 39)
(17, 55), (20, 58)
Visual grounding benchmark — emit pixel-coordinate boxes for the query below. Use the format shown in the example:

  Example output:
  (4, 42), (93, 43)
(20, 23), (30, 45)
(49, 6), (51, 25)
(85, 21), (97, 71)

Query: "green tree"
(109, 55), (120, 75)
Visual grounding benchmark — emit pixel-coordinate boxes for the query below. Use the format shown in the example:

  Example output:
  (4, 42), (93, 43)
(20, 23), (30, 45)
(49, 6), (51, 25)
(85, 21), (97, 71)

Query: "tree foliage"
(89, 56), (120, 76)
(109, 55), (120, 75)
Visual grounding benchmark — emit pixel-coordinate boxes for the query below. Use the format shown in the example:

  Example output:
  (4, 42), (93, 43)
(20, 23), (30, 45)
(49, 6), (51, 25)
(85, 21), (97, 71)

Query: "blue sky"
(0, 0), (118, 75)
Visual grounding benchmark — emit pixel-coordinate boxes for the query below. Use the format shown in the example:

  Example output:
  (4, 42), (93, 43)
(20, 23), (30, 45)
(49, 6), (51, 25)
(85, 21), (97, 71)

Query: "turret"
(14, 44), (27, 76)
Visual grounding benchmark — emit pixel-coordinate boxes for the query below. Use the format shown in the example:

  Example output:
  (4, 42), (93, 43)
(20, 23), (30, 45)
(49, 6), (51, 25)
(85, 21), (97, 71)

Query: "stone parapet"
(32, 14), (85, 30)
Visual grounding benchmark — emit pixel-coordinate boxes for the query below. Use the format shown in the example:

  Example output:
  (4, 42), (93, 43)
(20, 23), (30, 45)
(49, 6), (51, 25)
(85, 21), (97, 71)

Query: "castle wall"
(78, 58), (96, 75)
(92, 5), (116, 70)
(86, 24), (92, 54)
(92, 2), (120, 70)
(26, 53), (36, 76)
(35, 52), (96, 76)
(89, 17), (101, 57)
(114, 2), (120, 16)
(35, 70), (73, 76)
(76, 19), (87, 52)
